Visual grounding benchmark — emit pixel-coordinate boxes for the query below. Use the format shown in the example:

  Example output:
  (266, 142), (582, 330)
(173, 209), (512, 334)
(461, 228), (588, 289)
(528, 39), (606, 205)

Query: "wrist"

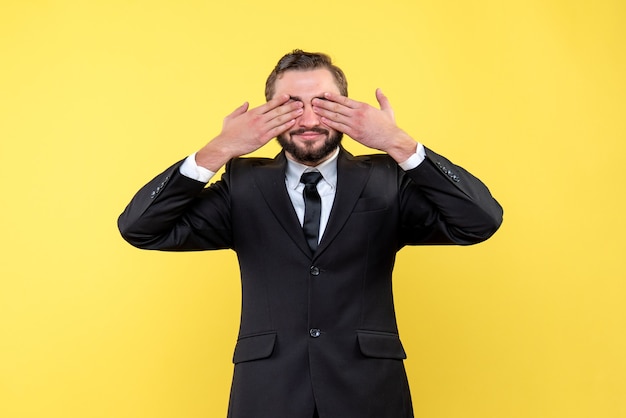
(386, 131), (419, 163)
(195, 139), (232, 172)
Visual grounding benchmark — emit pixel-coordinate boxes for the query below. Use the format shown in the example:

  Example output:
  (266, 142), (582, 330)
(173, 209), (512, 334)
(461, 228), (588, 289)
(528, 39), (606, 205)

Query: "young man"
(119, 50), (503, 418)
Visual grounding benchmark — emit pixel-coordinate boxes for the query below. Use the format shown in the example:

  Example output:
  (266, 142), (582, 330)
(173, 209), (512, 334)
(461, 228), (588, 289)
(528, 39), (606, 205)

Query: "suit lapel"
(316, 149), (372, 257)
(253, 149), (372, 259)
(253, 152), (312, 257)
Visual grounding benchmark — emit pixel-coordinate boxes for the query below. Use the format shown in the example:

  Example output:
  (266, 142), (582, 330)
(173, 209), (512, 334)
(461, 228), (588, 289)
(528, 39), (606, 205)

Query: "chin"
(277, 132), (343, 165)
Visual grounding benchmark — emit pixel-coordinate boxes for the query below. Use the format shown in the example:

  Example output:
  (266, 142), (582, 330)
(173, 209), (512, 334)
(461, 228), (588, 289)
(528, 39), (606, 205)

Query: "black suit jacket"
(118, 147), (503, 418)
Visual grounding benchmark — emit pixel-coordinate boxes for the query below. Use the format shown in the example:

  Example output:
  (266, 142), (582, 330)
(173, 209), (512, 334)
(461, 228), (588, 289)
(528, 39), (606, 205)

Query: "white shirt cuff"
(179, 152), (215, 183)
(398, 143), (426, 171)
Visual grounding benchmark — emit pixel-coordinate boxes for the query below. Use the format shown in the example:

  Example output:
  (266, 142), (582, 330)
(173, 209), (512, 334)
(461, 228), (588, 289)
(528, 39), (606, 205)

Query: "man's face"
(273, 69), (343, 166)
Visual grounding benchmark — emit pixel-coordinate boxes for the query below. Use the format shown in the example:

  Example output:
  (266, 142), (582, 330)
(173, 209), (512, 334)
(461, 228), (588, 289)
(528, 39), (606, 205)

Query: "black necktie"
(300, 171), (323, 252)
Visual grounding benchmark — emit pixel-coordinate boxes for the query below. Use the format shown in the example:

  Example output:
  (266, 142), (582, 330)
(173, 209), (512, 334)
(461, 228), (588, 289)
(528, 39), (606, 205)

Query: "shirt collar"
(285, 147), (339, 190)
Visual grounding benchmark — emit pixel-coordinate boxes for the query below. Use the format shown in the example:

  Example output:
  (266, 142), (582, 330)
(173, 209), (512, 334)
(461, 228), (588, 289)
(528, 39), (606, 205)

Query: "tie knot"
(300, 171), (323, 186)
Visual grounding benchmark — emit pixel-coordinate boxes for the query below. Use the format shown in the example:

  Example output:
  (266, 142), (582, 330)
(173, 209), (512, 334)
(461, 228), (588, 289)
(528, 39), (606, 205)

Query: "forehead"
(273, 68), (341, 99)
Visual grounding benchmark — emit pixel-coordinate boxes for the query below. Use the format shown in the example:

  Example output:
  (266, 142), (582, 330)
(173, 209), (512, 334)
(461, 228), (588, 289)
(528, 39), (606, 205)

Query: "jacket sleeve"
(117, 159), (234, 251)
(398, 147), (503, 246)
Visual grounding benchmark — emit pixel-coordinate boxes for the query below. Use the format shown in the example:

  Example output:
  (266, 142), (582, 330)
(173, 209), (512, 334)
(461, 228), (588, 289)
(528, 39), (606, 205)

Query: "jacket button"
(310, 266), (320, 276)
(309, 328), (321, 338)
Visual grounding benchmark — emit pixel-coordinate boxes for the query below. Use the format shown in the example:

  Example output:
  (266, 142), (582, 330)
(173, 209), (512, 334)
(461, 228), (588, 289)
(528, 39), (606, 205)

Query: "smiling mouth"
(297, 132), (324, 139)
(290, 128), (329, 140)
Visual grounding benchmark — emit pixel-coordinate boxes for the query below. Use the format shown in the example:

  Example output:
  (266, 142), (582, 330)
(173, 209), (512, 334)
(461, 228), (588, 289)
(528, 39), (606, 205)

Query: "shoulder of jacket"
(227, 156), (276, 169)
(350, 153), (398, 168)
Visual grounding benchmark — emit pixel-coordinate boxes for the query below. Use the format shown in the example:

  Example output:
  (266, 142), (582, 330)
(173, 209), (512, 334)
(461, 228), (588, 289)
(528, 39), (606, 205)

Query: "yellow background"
(1, 0), (624, 417)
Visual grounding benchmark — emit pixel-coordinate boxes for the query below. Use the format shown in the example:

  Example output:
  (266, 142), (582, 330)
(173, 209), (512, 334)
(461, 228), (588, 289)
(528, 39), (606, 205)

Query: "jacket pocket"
(232, 331), (277, 364)
(357, 330), (407, 360)
(352, 197), (388, 213)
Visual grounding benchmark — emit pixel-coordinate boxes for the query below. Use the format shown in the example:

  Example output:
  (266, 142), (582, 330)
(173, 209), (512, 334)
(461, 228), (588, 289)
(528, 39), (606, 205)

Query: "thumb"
(375, 88), (395, 119)
(226, 101), (249, 119)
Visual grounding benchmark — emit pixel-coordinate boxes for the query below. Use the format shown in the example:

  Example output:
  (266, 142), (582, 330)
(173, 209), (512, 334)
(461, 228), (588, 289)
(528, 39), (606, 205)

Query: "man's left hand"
(312, 89), (417, 163)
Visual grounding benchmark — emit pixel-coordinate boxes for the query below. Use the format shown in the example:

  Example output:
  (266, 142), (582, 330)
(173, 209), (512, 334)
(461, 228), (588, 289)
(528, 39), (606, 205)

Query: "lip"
(293, 132), (325, 141)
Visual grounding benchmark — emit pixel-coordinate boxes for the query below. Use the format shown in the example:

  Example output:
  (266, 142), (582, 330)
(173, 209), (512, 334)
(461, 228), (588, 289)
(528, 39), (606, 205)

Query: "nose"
(298, 104), (321, 129)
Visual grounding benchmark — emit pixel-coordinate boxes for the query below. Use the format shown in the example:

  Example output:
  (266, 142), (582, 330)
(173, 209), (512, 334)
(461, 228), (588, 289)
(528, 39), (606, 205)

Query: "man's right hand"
(195, 94), (304, 171)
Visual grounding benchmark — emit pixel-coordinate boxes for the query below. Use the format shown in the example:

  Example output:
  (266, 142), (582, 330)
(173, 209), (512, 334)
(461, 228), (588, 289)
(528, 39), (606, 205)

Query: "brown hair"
(265, 49), (348, 101)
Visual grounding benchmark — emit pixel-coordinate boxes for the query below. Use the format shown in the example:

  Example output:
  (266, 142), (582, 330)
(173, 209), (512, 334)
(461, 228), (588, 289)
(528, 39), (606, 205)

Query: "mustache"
(289, 127), (329, 136)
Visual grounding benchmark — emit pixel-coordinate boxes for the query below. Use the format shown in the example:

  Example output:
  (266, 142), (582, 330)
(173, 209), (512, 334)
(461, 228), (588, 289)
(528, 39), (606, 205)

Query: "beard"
(276, 127), (343, 165)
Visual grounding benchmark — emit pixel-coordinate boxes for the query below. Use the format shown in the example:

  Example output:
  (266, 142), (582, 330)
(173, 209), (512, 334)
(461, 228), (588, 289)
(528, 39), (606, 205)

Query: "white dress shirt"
(284, 148), (340, 242)
(179, 144), (426, 243)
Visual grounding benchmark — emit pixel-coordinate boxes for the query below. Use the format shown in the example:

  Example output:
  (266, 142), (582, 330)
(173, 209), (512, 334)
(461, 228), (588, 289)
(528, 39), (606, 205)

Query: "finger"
(375, 89), (391, 111)
(226, 102), (249, 119)
(256, 94), (292, 115)
(264, 118), (297, 140)
(376, 88), (395, 121)
(322, 92), (357, 109)
(266, 105), (304, 129)
(312, 96), (352, 118)
(313, 105), (350, 126)
(266, 99), (303, 122)
(319, 116), (350, 135)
